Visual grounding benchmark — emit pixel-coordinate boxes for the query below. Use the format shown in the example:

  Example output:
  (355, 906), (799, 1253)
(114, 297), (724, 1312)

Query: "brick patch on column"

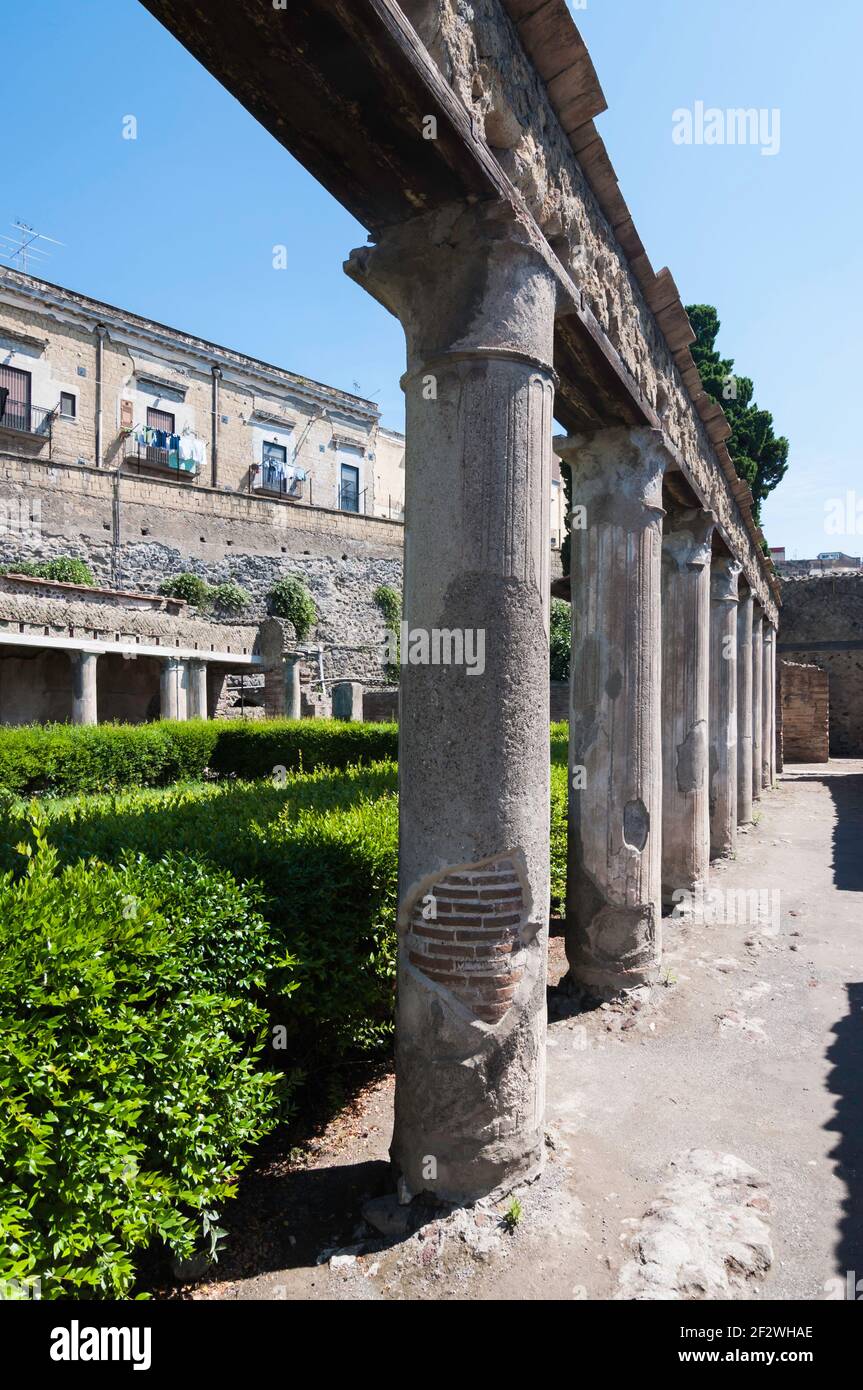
(404, 856), (528, 1025)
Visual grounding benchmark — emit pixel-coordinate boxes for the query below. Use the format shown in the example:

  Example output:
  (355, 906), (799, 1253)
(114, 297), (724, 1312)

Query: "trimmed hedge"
(0, 718), (398, 796)
(0, 820), (295, 1300)
(1, 753), (568, 1058)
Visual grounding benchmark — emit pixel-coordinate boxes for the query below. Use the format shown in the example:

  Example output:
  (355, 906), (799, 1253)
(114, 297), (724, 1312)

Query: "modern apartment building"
(0, 268), (404, 512)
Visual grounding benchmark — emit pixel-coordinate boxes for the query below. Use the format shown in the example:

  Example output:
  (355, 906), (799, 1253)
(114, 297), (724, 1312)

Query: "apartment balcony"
(0, 399), (55, 450)
(123, 440), (201, 481)
(250, 465), (306, 502)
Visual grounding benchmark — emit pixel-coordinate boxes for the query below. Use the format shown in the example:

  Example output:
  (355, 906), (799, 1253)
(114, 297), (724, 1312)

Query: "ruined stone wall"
(780, 662), (830, 763)
(778, 575), (863, 756)
(399, 0), (776, 619)
(0, 455), (402, 684)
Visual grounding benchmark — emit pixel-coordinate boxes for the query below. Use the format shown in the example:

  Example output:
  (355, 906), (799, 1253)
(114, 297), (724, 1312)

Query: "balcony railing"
(250, 468), (306, 501)
(0, 399), (55, 444)
(124, 441), (201, 480)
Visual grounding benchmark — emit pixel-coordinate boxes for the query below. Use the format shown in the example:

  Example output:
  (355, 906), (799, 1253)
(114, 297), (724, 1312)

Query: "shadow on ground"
(826, 982), (863, 1286)
(778, 765), (863, 892)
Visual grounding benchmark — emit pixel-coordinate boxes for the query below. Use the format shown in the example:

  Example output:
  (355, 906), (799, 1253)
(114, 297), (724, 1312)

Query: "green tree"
(685, 304), (789, 520)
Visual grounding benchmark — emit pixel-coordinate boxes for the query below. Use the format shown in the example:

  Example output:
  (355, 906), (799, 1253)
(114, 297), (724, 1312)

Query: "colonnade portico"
(554, 441), (780, 1000)
(139, 0), (783, 1207)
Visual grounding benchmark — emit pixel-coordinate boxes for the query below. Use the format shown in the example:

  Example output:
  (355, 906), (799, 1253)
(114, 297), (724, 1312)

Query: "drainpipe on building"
(211, 365), (221, 488)
(94, 324), (107, 468)
(111, 463), (122, 586)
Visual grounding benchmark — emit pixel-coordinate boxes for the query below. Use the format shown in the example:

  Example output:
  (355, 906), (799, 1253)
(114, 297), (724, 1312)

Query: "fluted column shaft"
(762, 627), (775, 789)
(346, 201), (557, 1203)
(661, 506), (714, 904)
(555, 427), (667, 996)
(752, 610), (764, 802)
(736, 589), (754, 824)
(709, 557), (739, 858)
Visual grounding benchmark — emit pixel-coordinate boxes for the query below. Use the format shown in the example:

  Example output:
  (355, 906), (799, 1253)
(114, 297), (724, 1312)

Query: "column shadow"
(779, 767), (863, 892)
(826, 983), (863, 1286)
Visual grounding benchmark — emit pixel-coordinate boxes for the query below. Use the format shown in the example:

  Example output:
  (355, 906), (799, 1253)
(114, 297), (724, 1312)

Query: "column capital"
(345, 199), (558, 378)
(554, 426), (670, 525)
(710, 554), (742, 603)
(663, 506), (715, 571)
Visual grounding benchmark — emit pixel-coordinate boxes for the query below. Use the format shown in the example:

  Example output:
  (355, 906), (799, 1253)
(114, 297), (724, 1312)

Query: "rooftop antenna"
(0, 220), (64, 275)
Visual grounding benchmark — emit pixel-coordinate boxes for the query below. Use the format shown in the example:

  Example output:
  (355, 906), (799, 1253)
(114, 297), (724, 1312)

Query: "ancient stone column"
(554, 427), (667, 996)
(346, 201), (557, 1203)
(70, 650), (98, 726)
(332, 681), (363, 721)
(284, 654), (302, 719)
(160, 657), (188, 721)
(736, 587), (754, 824)
(751, 609), (763, 802)
(188, 660), (208, 720)
(661, 506), (714, 905)
(762, 627), (774, 789)
(709, 556), (739, 859)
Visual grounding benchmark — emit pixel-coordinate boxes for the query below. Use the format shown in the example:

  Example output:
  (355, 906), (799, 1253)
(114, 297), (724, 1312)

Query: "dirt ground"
(177, 761), (863, 1302)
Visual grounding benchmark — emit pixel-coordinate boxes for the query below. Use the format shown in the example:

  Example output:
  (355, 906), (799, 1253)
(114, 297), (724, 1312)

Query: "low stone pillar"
(346, 200), (557, 1203)
(736, 587), (754, 825)
(752, 609), (763, 802)
(70, 650), (99, 726)
(188, 660), (208, 720)
(332, 680), (363, 722)
(661, 506), (714, 905)
(762, 627), (775, 789)
(284, 654), (302, 720)
(160, 657), (188, 721)
(709, 556), (739, 859)
(555, 427), (667, 996)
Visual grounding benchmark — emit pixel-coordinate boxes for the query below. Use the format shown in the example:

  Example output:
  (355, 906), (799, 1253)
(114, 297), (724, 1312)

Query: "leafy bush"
(550, 598), (571, 682)
(0, 719), (398, 795)
(0, 819), (295, 1300)
(0, 748), (568, 1053)
(1, 557), (95, 586)
(211, 581), (251, 615)
(206, 720), (397, 781)
(268, 576), (316, 639)
(374, 584), (401, 682)
(158, 572), (212, 607)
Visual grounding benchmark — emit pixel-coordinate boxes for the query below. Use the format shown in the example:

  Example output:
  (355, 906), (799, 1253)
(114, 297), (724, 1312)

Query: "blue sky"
(1, 0), (859, 558)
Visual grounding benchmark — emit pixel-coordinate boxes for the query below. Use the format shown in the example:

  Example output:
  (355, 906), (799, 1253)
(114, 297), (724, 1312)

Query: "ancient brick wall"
(778, 575), (863, 756)
(780, 662), (829, 763)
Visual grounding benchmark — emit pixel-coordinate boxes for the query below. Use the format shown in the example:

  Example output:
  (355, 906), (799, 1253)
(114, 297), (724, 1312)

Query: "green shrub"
(159, 572), (212, 607)
(550, 598), (571, 682)
(0, 719), (398, 795)
(1, 557), (95, 586)
(211, 581), (251, 615)
(268, 576), (316, 639)
(374, 584), (401, 682)
(0, 819), (295, 1300)
(207, 719), (398, 781)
